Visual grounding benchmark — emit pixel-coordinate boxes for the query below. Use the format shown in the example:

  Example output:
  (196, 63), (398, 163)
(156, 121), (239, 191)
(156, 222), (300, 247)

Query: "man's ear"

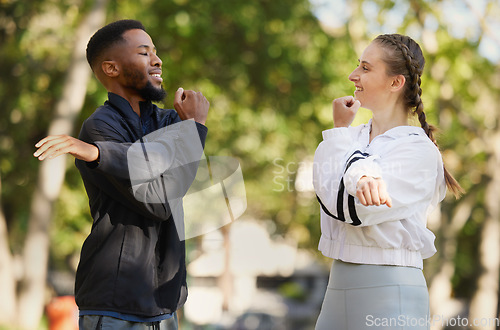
(390, 74), (405, 92)
(101, 61), (119, 78)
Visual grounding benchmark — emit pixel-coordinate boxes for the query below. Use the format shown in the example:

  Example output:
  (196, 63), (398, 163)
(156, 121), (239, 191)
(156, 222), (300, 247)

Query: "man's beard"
(123, 67), (167, 102)
(138, 81), (167, 102)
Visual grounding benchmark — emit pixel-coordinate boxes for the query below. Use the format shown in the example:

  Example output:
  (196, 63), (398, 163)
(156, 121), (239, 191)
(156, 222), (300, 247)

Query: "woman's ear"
(390, 74), (406, 92)
(101, 61), (119, 78)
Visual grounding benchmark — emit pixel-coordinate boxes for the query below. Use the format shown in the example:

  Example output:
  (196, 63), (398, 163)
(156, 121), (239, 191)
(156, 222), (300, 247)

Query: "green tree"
(1, 0), (499, 328)
(0, 0), (107, 328)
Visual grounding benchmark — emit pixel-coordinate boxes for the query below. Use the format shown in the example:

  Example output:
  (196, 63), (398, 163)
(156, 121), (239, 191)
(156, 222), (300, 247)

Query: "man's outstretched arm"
(34, 135), (99, 162)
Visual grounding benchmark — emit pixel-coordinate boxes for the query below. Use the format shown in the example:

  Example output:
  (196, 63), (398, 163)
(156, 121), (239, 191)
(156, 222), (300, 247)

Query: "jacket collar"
(366, 118), (426, 139)
(107, 92), (155, 119)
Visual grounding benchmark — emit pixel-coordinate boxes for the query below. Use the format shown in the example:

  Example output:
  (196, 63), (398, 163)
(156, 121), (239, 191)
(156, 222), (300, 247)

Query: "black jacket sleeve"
(76, 116), (208, 222)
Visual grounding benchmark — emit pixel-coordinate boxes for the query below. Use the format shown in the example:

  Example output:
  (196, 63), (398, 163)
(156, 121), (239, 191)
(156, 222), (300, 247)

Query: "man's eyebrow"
(137, 45), (157, 52)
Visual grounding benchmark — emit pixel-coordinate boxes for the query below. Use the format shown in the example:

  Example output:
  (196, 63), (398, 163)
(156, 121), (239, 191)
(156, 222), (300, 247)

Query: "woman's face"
(348, 42), (395, 111)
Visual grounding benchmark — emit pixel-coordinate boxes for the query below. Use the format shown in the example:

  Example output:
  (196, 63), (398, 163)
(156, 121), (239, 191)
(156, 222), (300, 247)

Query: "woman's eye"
(363, 66), (368, 71)
(140, 53), (148, 56)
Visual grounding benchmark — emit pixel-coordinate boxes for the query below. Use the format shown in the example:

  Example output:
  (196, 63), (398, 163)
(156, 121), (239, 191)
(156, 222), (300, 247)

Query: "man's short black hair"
(86, 19), (146, 70)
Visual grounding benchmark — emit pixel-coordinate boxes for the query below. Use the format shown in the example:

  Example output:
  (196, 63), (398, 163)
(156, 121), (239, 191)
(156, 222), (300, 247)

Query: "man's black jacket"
(74, 93), (207, 317)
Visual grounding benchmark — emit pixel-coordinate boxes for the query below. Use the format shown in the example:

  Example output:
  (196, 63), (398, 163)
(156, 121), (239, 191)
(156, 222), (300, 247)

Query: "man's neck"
(126, 96), (144, 117)
(108, 88), (145, 116)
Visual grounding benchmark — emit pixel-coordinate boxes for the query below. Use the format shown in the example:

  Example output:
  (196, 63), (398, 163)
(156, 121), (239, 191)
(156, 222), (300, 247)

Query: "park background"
(1, 0), (500, 329)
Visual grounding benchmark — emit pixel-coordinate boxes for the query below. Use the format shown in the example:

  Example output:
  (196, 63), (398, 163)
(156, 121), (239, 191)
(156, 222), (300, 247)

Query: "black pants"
(79, 313), (178, 330)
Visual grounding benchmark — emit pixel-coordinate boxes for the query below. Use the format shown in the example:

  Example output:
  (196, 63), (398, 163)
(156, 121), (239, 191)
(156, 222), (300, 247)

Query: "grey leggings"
(315, 260), (430, 330)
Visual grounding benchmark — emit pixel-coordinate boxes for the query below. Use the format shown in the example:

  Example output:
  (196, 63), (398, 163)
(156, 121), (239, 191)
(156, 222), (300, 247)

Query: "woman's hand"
(333, 96), (361, 128)
(356, 176), (392, 207)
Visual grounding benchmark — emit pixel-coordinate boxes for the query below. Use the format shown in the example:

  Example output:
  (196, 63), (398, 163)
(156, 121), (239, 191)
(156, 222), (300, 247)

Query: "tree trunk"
(16, 1), (108, 328)
(219, 224), (232, 312)
(0, 172), (16, 326)
(469, 217), (500, 330)
(428, 196), (473, 330)
(469, 132), (500, 330)
(346, 0), (368, 55)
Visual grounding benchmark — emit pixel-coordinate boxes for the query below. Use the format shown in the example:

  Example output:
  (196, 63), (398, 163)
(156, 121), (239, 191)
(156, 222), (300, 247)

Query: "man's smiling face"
(115, 29), (166, 102)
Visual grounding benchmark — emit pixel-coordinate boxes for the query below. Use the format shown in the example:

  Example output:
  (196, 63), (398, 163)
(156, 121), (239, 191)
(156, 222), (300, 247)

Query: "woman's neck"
(369, 105), (408, 142)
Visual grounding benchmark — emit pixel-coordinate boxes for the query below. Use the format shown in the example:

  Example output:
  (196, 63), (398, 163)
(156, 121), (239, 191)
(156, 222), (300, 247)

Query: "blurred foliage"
(79, 0), (356, 258)
(1, 0), (499, 308)
(278, 281), (307, 302)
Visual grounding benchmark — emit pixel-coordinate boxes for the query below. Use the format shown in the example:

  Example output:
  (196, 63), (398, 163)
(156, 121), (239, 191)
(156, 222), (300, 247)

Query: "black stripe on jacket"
(316, 150), (369, 226)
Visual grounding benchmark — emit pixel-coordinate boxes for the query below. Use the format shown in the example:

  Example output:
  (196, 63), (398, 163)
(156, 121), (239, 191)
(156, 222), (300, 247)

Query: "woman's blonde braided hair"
(375, 34), (463, 197)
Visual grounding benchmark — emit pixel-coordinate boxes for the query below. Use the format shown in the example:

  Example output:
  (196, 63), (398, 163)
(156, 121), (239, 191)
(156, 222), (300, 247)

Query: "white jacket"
(313, 120), (446, 269)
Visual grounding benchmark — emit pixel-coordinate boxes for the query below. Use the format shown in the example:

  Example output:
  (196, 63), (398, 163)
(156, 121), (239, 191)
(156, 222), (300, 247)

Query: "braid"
(375, 34), (464, 198)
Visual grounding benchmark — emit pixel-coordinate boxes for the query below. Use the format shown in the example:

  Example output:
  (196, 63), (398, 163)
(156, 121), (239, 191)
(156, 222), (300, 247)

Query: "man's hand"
(333, 96), (361, 128)
(356, 176), (392, 207)
(34, 135), (99, 162)
(174, 87), (209, 125)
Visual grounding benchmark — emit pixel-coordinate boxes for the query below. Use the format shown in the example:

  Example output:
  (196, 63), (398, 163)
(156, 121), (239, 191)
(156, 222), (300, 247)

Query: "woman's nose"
(348, 68), (358, 82)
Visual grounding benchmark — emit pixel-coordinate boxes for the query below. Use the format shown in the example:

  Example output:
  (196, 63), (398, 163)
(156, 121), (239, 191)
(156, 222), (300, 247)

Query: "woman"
(313, 34), (462, 329)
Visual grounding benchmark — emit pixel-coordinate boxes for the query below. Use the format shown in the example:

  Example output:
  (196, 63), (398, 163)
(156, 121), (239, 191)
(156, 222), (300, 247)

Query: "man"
(34, 19), (209, 329)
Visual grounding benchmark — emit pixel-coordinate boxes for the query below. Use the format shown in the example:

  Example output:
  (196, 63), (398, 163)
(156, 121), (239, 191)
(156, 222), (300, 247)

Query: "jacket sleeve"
(313, 127), (367, 221)
(341, 136), (445, 227)
(127, 120), (205, 205)
(313, 129), (445, 227)
(76, 117), (207, 222)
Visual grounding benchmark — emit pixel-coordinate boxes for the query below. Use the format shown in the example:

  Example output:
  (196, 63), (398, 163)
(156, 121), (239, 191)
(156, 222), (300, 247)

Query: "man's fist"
(174, 87), (209, 125)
